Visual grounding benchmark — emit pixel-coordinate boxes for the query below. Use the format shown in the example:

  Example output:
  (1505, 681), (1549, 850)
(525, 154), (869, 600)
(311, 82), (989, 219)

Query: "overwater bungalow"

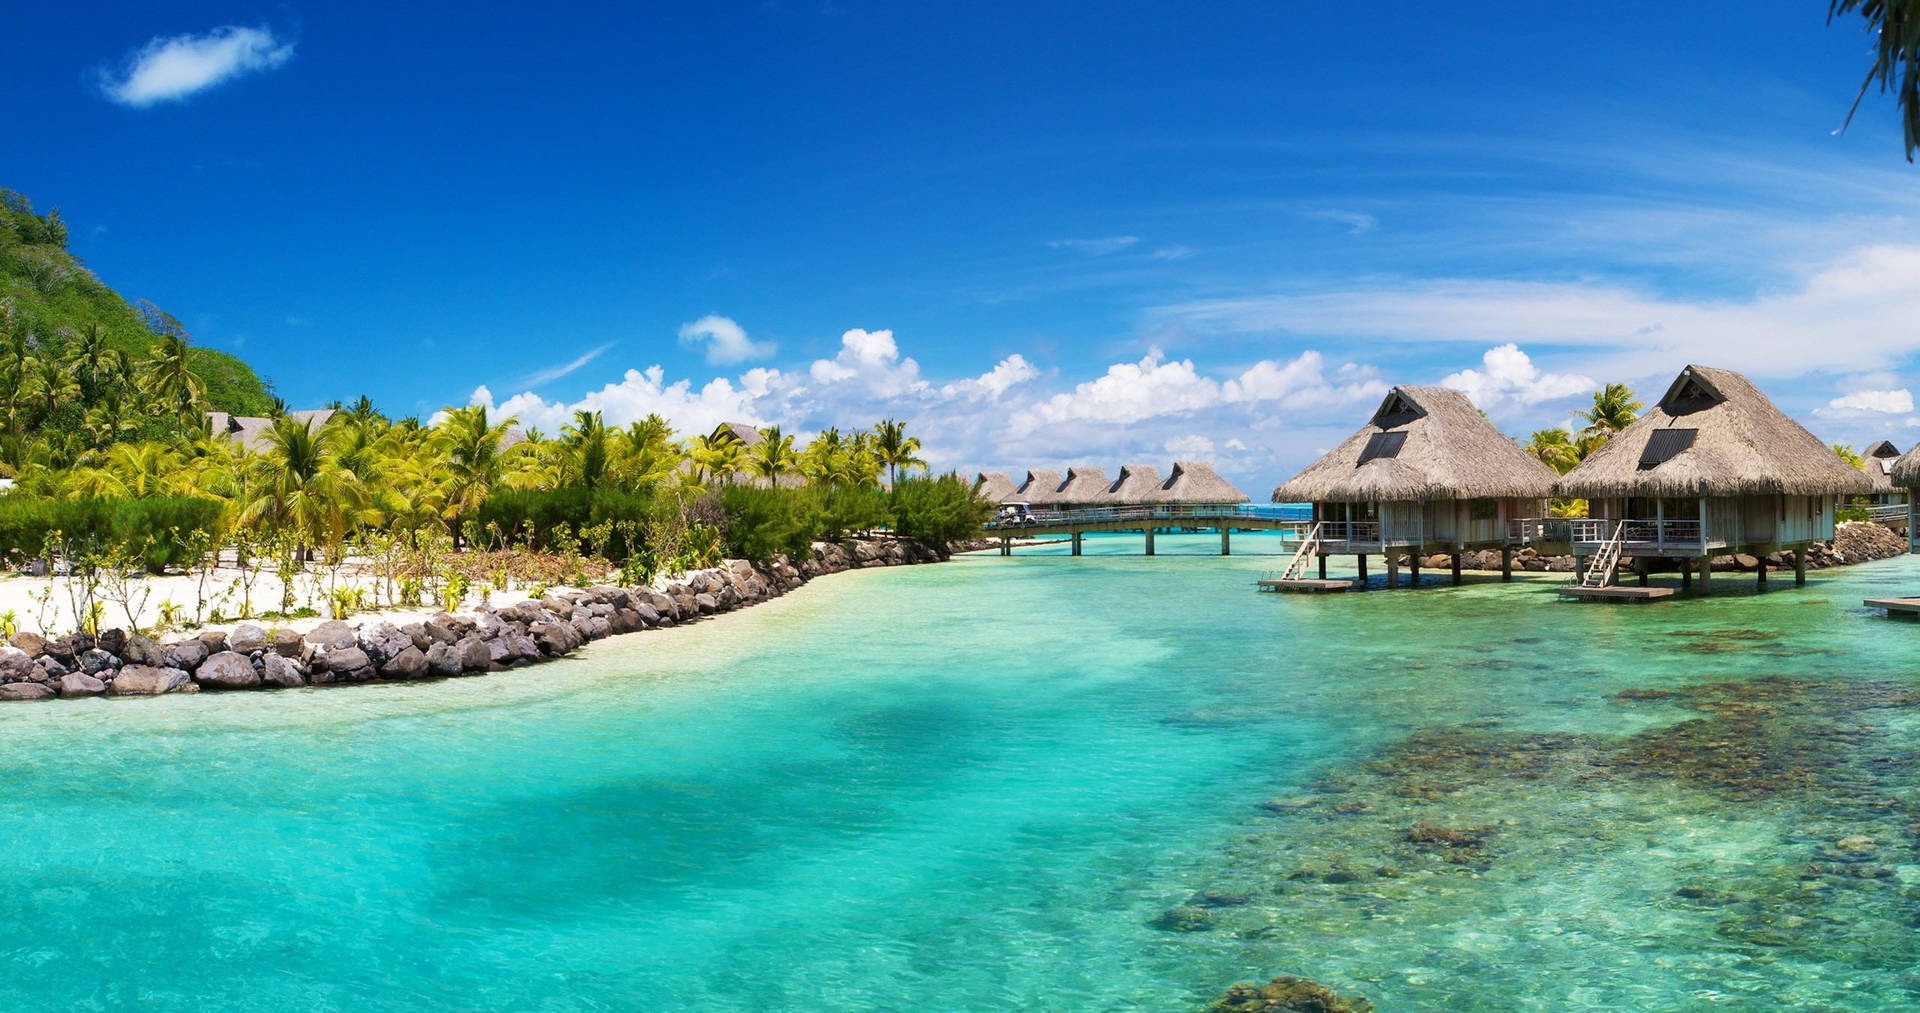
(1556, 364), (1872, 598)
(1161, 461), (1250, 505)
(974, 471), (1019, 504)
(1107, 464), (1171, 503)
(1270, 385), (1556, 587)
(1014, 469), (1064, 508)
(1861, 440), (1905, 506)
(1054, 466), (1115, 508)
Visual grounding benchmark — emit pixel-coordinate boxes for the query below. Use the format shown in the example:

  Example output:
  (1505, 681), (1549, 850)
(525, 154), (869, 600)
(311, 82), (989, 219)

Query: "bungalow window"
(1468, 498), (1498, 520)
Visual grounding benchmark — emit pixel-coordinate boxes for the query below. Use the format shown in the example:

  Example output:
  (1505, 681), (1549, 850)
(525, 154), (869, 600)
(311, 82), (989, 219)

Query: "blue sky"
(6, 2), (1919, 487)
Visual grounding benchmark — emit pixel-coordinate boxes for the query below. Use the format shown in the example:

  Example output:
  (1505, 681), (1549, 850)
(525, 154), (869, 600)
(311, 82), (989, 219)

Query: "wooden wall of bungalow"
(1577, 494), (1834, 554)
(1309, 496), (1548, 551)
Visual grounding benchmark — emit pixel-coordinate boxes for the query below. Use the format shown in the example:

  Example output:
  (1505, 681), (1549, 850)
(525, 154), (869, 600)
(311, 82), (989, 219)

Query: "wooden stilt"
(1385, 556), (1399, 589)
(1356, 554), (1368, 586)
(1637, 563), (1648, 587)
(1681, 559), (1692, 593)
(1756, 558), (1768, 592)
(1408, 555), (1420, 588)
(1071, 532), (1082, 556)
(1450, 553), (1462, 586)
(1000, 537), (1011, 556)
(1700, 555), (1713, 596)
(1317, 555), (1327, 579)
(1500, 547), (1512, 582)
(1143, 528), (1155, 556)
(1794, 547), (1806, 586)
(1220, 528), (1230, 556)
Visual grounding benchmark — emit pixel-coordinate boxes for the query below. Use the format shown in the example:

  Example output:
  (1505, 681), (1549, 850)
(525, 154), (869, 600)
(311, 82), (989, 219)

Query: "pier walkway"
(982, 504), (1301, 555)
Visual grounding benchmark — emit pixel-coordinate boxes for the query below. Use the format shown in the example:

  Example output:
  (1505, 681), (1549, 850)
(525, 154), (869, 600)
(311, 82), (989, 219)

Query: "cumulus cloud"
(1439, 344), (1595, 415)
(678, 315), (774, 365)
(806, 328), (928, 397)
(1047, 236), (1140, 255)
(100, 25), (293, 106)
(941, 354), (1039, 400)
(1814, 388), (1915, 418)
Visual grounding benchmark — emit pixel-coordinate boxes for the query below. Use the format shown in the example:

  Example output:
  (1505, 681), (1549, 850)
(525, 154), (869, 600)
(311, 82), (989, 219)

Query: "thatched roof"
(1055, 466), (1115, 504)
(1886, 444), (1920, 488)
(206, 409), (335, 453)
(1271, 386), (1557, 503)
(1559, 365), (1873, 499)
(973, 471), (1019, 503)
(710, 421), (764, 448)
(1108, 464), (1171, 503)
(1015, 469), (1064, 504)
(1862, 440), (1903, 492)
(1163, 460), (1249, 504)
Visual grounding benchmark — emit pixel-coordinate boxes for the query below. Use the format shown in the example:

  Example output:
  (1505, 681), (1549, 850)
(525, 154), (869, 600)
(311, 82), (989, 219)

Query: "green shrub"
(0, 495), (223, 572)
(889, 473), (992, 549)
(719, 485), (822, 563)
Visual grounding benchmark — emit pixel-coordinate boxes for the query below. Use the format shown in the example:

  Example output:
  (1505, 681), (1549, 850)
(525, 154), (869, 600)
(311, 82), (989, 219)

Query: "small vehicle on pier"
(995, 502), (1038, 528)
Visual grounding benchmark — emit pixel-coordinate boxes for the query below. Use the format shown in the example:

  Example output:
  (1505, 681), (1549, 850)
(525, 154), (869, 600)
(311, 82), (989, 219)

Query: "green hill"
(0, 188), (272, 416)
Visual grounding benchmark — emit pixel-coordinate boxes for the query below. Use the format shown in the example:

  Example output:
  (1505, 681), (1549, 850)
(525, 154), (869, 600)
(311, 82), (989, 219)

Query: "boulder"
(195, 651), (261, 689)
(36, 656), (70, 678)
(633, 603), (661, 627)
(198, 630), (229, 655)
(693, 593), (718, 615)
(323, 646), (372, 675)
(424, 642), (463, 676)
(305, 620), (357, 651)
(96, 628), (128, 656)
(111, 665), (189, 696)
(78, 649), (118, 675)
(228, 623), (269, 653)
(422, 618), (458, 644)
(260, 653), (306, 688)
(382, 645), (430, 680)
(166, 639), (210, 671)
(272, 629), (306, 658)
(530, 622), (578, 657)
(121, 634), (167, 667)
(0, 646), (36, 681)
(9, 631), (47, 656)
(57, 672), (106, 697)
(0, 682), (54, 701)
(455, 636), (492, 672)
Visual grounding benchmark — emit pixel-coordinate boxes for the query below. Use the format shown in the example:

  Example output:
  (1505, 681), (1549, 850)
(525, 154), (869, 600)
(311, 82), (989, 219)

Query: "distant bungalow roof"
(1162, 460), (1249, 504)
(1055, 466), (1115, 504)
(973, 471), (1019, 503)
(1015, 469), (1064, 505)
(1108, 463), (1171, 503)
(1559, 365), (1874, 499)
(206, 409), (336, 453)
(1863, 439), (1902, 492)
(1272, 385), (1557, 503)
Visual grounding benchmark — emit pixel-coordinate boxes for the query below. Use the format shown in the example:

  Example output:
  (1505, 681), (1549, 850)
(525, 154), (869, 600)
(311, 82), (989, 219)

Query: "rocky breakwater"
(0, 536), (944, 703)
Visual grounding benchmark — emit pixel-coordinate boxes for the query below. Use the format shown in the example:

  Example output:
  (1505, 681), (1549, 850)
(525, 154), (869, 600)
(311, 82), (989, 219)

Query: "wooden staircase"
(1280, 522), (1322, 580)
(1577, 522), (1624, 589)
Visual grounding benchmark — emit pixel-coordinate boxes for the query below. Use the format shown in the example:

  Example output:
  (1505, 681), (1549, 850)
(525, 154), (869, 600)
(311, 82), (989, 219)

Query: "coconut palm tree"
(749, 424), (798, 486)
(1576, 383), (1641, 448)
(1830, 0), (1920, 160)
(560, 410), (610, 488)
(1524, 428), (1581, 474)
(873, 418), (926, 486)
(241, 415), (367, 561)
(28, 354), (77, 420)
(1834, 442), (1867, 469)
(142, 333), (205, 435)
(431, 404), (517, 535)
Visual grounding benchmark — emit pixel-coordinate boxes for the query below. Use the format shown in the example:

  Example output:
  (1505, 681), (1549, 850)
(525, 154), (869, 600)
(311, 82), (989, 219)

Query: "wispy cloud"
(1305, 209), (1378, 234)
(100, 25), (293, 107)
(678, 314), (775, 365)
(1047, 235), (1140, 255)
(511, 343), (614, 389)
(1149, 245), (1196, 261)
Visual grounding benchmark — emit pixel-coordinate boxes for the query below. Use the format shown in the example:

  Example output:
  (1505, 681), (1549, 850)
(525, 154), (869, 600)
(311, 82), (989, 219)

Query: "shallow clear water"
(3, 531), (1919, 1010)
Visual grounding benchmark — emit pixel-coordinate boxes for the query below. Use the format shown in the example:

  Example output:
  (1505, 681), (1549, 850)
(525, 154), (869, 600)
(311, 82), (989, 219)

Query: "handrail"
(1279, 522), (1321, 580)
(982, 503), (1308, 530)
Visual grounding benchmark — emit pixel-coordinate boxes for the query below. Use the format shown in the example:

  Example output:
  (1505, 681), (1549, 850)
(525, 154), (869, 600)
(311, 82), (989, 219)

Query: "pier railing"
(1569, 517), (1704, 547)
(983, 504), (1304, 530)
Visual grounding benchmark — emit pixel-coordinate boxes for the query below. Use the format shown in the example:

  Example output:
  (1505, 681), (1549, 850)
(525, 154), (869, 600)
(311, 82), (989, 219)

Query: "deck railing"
(1313, 520), (1382, 544)
(982, 503), (1298, 530)
(1569, 517), (1704, 545)
(1866, 503), (1908, 525)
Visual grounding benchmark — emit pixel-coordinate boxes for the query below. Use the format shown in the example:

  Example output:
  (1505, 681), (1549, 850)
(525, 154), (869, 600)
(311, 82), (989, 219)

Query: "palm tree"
(749, 425), (798, 486)
(241, 415), (367, 561)
(1834, 442), (1867, 470)
(1830, 0), (1920, 160)
(1576, 383), (1641, 448)
(142, 333), (205, 434)
(73, 323), (109, 402)
(431, 404), (517, 534)
(560, 410), (610, 488)
(1524, 429), (1580, 474)
(872, 418), (926, 486)
(28, 355), (77, 419)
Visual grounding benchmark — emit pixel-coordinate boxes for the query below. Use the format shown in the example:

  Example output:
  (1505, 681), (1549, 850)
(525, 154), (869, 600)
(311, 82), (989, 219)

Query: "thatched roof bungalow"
(1162, 461), (1249, 505)
(1270, 385), (1555, 562)
(206, 409), (336, 453)
(1054, 466), (1115, 507)
(1861, 439), (1904, 501)
(1014, 469), (1064, 506)
(1557, 365), (1871, 583)
(974, 471), (1019, 504)
(1107, 464), (1171, 503)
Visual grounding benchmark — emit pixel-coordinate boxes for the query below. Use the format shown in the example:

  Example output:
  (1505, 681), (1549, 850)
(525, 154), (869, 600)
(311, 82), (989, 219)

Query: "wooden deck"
(1257, 577), (1359, 593)
(1864, 597), (1920, 616)
(1557, 586), (1677, 602)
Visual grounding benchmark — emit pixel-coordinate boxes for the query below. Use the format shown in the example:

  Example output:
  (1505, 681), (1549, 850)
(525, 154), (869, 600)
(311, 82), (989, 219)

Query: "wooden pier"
(1257, 577), (1357, 593)
(1865, 597), (1920, 617)
(989, 505), (1298, 556)
(1557, 585), (1677, 602)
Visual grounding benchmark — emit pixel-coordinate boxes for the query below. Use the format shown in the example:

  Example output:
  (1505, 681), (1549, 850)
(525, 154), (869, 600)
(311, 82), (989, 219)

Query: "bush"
(719, 485), (822, 563)
(889, 473), (992, 549)
(475, 486), (659, 557)
(0, 495), (223, 572)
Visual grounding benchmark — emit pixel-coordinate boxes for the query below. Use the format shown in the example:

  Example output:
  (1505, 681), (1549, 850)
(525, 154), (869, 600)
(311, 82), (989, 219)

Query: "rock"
(634, 603), (661, 627)
(1211, 976), (1375, 1013)
(0, 682), (54, 701)
(1151, 905), (1214, 932)
(693, 593), (718, 615)
(111, 664), (189, 695)
(198, 630), (229, 655)
(323, 646), (372, 674)
(587, 616), (612, 639)
(96, 628), (128, 655)
(422, 618), (458, 644)
(0, 646), (35, 681)
(530, 622), (578, 657)
(36, 656), (70, 678)
(121, 634), (167, 666)
(382, 645), (430, 679)
(305, 620), (357, 651)
(166, 639), (209, 671)
(260, 653), (306, 688)
(78, 649), (118, 675)
(424, 642), (463, 676)
(402, 622), (431, 650)
(195, 651), (260, 689)
(359, 623), (413, 664)
(229, 624), (269, 653)
(271, 629), (306, 658)
(57, 672), (106, 697)
(9, 631), (46, 656)
(455, 636), (492, 672)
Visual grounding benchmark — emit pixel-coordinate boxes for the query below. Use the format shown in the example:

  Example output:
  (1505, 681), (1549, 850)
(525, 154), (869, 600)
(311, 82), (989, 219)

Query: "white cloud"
(678, 315), (774, 365)
(1158, 244), (1920, 383)
(1306, 209), (1378, 234)
(511, 343), (614, 389)
(1165, 434), (1215, 457)
(1150, 245), (1197, 261)
(806, 328), (928, 397)
(1047, 236), (1140, 255)
(100, 25), (293, 107)
(1814, 388), (1914, 418)
(941, 354), (1039, 400)
(1438, 344), (1595, 415)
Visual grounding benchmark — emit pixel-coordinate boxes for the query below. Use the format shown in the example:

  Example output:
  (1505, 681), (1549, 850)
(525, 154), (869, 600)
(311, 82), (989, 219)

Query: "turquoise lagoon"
(4, 531), (1920, 1010)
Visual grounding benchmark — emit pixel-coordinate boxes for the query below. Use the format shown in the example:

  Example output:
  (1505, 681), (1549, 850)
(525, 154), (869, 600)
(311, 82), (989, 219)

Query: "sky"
(5, 2), (1919, 491)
